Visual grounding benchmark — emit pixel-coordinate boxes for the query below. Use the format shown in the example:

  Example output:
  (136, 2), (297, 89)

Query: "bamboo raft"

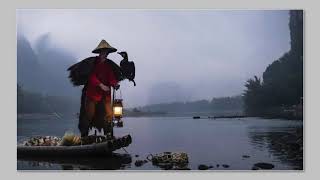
(17, 135), (132, 157)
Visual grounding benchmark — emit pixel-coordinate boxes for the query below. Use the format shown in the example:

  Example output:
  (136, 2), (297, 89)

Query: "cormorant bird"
(118, 51), (136, 86)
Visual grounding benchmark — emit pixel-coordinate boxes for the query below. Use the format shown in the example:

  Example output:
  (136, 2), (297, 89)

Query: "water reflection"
(18, 153), (132, 170)
(18, 116), (304, 170)
(248, 127), (303, 170)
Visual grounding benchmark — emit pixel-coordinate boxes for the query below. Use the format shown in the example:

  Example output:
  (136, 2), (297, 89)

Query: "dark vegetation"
(17, 84), (79, 114)
(133, 95), (244, 116)
(243, 10), (303, 119)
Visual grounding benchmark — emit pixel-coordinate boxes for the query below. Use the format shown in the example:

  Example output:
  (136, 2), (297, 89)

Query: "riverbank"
(254, 105), (303, 120)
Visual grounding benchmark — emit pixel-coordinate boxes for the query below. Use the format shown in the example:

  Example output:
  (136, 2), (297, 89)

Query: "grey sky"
(17, 10), (290, 107)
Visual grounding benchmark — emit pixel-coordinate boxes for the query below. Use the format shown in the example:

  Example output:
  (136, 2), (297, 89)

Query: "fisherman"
(84, 40), (120, 138)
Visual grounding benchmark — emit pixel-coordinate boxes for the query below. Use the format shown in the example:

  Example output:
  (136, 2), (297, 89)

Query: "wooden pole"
(111, 87), (115, 137)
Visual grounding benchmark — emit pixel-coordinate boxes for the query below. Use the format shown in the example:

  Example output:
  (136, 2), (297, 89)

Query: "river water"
(17, 114), (303, 170)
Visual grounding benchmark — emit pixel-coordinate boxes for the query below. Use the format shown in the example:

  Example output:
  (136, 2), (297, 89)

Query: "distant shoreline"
(17, 113), (62, 119)
(17, 112), (302, 120)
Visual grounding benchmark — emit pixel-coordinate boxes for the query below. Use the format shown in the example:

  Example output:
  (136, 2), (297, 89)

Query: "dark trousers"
(85, 96), (113, 124)
(78, 90), (113, 137)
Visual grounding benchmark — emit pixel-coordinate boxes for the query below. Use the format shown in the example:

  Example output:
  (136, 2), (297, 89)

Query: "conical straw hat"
(92, 39), (117, 54)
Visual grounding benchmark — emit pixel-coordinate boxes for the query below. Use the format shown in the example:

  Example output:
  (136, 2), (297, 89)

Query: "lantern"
(113, 99), (123, 119)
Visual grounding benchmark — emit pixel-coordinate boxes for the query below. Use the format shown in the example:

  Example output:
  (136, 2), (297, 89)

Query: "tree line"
(137, 95), (244, 114)
(17, 84), (80, 114)
(243, 10), (303, 117)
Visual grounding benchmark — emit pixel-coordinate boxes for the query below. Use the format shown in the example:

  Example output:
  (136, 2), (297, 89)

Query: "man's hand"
(99, 83), (110, 92)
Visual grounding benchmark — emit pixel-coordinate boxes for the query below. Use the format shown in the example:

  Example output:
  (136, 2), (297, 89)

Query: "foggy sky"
(17, 10), (291, 108)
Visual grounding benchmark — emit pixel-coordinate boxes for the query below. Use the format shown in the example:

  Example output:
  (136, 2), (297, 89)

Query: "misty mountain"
(33, 33), (81, 97)
(17, 34), (81, 99)
(17, 35), (48, 93)
(147, 82), (191, 105)
(35, 33), (75, 74)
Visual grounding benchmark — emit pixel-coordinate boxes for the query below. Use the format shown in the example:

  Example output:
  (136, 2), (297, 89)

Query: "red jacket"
(86, 57), (118, 102)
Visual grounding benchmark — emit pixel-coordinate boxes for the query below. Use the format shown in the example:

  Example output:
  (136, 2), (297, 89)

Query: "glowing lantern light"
(113, 99), (123, 119)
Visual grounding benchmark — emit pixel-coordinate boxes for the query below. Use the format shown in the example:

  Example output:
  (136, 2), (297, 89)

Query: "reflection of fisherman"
(83, 40), (120, 137)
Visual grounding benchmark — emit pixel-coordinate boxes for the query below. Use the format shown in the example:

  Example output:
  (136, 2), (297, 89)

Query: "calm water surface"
(17, 114), (303, 170)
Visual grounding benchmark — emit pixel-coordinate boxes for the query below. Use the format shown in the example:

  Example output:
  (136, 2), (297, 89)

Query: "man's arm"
(107, 71), (120, 90)
(89, 70), (110, 91)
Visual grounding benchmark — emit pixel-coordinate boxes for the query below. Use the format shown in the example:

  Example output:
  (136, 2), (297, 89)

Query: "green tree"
(243, 76), (263, 115)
